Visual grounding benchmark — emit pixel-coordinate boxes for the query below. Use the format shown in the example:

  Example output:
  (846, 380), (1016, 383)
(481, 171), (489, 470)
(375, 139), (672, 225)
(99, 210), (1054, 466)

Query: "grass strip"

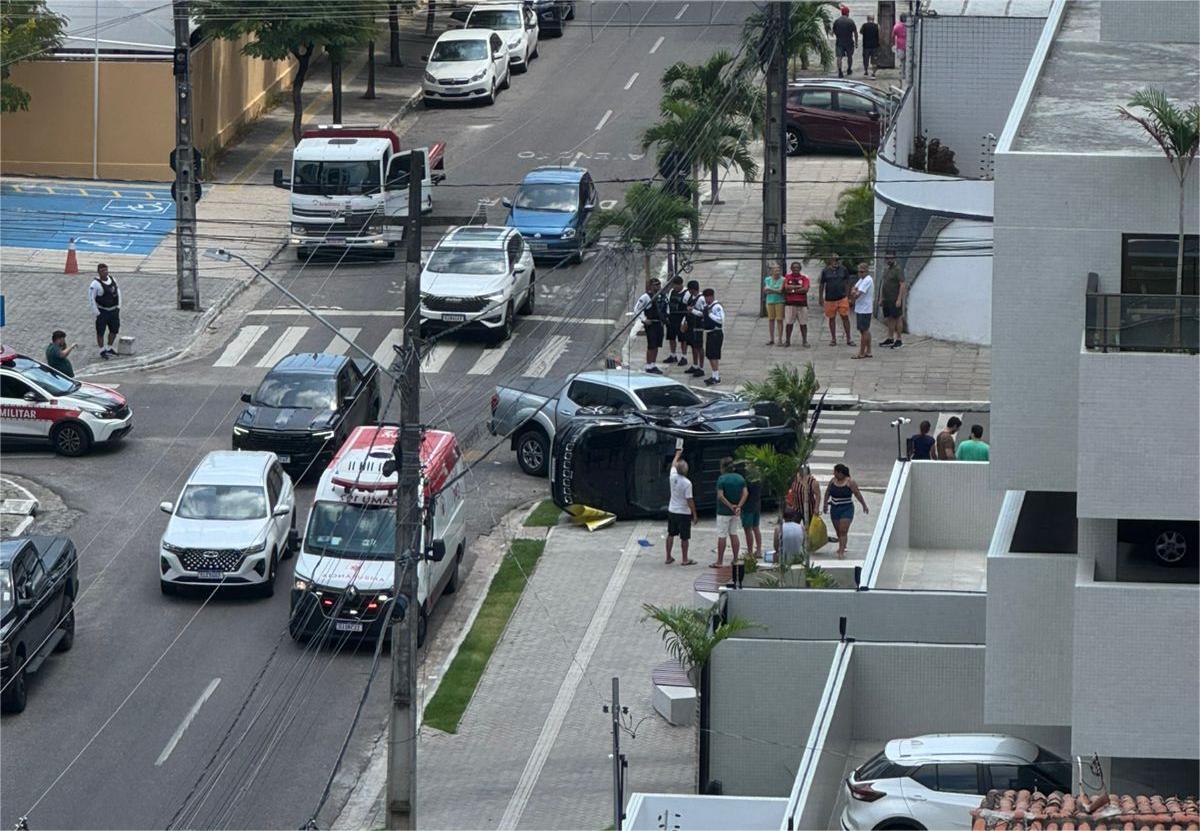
(523, 499), (562, 528)
(423, 538), (546, 733)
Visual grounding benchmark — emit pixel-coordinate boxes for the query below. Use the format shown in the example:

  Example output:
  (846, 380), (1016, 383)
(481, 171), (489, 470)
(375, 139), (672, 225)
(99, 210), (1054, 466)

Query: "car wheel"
(1, 658), (27, 714)
(483, 81), (496, 105)
(515, 57), (528, 74)
(51, 422), (92, 457)
(531, 42), (539, 59)
(1153, 524), (1195, 566)
(786, 126), (804, 156)
(516, 427), (549, 477)
(285, 513), (299, 560)
(422, 96), (436, 109)
(160, 579), (177, 596)
(296, 248), (311, 261)
(444, 546), (463, 595)
(570, 247), (584, 265)
(288, 613), (308, 643)
(874, 822), (925, 830)
(417, 606), (428, 649)
(500, 67), (511, 89)
(55, 601), (75, 653)
(518, 277), (535, 314)
(260, 551), (278, 598)
(496, 301), (515, 342)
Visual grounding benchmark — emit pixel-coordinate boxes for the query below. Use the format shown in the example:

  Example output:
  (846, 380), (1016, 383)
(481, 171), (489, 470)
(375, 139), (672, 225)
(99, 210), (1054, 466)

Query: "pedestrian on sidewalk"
(893, 15), (908, 83)
(763, 262), (785, 345)
(934, 417), (962, 460)
(819, 254), (853, 346)
(861, 14), (880, 77)
(880, 250), (907, 348)
(701, 288), (725, 386)
(833, 6), (857, 79)
(909, 420), (936, 460)
(850, 262), (874, 359)
(45, 330), (77, 377)
(823, 463), (869, 560)
(786, 463), (822, 526)
(782, 261), (811, 347)
(955, 424), (991, 461)
(740, 467), (763, 560)
(665, 445), (699, 566)
(684, 279), (706, 377)
(665, 276), (688, 367)
(773, 511), (806, 565)
(633, 277), (665, 374)
(89, 263), (121, 359)
(712, 457), (747, 568)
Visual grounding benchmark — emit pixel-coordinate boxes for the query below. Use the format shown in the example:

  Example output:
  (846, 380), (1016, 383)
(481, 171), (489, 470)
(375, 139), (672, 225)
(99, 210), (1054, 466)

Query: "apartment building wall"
(1100, 1), (1199, 43)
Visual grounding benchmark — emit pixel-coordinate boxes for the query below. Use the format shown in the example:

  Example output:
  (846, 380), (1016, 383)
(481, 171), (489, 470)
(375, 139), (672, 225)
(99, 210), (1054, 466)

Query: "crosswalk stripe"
(521, 335), (570, 378)
(817, 438), (848, 445)
(421, 343), (455, 373)
(810, 449), (847, 459)
(468, 339), (514, 375)
(814, 428), (852, 435)
(324, 327), (362, 357)
(818, 417), (857, 426)
(372, 328), (404, 370)
(214, 325), (268, 367)
(256, 326), (308, 368)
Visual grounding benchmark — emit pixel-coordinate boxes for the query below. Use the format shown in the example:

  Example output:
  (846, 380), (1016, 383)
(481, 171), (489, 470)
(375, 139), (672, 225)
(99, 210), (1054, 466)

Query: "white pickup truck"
(273, 125), (445, 259)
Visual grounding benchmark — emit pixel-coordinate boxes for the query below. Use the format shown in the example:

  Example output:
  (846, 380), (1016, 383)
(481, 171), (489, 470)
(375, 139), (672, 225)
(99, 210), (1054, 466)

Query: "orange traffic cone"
(64, 238), (79, 274)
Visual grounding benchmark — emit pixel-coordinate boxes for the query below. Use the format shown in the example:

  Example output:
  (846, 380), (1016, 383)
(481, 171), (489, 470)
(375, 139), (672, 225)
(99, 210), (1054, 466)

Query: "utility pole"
(387, 153), (424, 831)
(605, 677), (629, 830)
(760, 0), (789, 316)
(172, 0), (200, 311)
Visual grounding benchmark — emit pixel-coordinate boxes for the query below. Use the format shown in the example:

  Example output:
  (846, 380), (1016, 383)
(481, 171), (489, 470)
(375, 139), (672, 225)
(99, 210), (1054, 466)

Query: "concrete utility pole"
(606, 677), (629, 830)
(760, 0), (789, 316)
(387, 153), (424, 831)
(172, 0), (200, 310)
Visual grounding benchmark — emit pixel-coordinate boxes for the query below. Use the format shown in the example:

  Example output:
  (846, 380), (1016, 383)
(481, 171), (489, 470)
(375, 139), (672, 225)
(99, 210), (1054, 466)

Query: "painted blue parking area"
(0, 182), (175, 255)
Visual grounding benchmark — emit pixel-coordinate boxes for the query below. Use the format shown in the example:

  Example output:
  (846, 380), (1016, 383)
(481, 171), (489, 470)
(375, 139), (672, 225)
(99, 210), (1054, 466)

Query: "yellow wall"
(0, 36), (292, 183)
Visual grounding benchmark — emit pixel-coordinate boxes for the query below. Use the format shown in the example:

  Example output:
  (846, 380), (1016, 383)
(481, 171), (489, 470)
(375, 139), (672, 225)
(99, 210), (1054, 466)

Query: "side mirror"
(501, 197), (512, 208)
(421, 54), (429, 62)
(16, 592), (34, 610)
(22, 391), (40, 402)
(159, 501), (174, 514)
(583, 202), (595, 211)
(273, 168), (290, 189)
(513, 267), (522, 276)
(273, 504), (291, 517)
(428, 539), (447, 562)
(342, 394), (356, 409)
(240, 392), (252, 404)
(868, 111), (880, 120)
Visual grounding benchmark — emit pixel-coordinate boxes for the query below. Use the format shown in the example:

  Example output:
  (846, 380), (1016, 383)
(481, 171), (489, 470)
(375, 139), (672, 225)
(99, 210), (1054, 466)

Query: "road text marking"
(214, 326), (268, 367)
(156, 678), (221, 766)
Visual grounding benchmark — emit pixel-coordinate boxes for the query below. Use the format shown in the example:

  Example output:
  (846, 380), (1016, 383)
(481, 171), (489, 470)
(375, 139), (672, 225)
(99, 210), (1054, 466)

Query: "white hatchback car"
(840, 734), (1071, 830)
(159, 451), (297, 597)
(419, 225), (535, 341)
(422, 28), (511, 106)
(464, 3), (538, 72)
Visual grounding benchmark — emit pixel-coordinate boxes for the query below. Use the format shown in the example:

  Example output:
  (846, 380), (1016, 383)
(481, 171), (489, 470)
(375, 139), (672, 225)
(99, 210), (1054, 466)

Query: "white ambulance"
(289, 425), (466, 647)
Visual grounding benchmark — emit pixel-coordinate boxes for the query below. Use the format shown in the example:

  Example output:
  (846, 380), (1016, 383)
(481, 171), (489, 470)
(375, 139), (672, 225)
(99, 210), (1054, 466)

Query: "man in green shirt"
(45, 330), (77, 377)
(879, 250), (907, 349)
(955, 424), (990, 461)
(713, 457), (747, 568)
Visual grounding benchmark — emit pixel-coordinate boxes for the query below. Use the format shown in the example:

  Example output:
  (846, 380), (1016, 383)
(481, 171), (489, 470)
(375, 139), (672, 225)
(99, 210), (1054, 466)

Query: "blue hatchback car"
(504, 166), (596, 264)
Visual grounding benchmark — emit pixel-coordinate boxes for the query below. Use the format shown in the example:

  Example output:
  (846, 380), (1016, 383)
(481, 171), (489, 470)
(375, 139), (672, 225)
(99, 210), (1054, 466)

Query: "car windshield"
(176, 485), (267, 520)
(305, 502), (394, 560)
(468, 9), (521, 29)
(514, 183), (578, 212)
(292, 160), (380, 197)
(7, 356), (79, 396)
(0, 569), (12, 619)
(426, 247), (506, 275)
(431, 39), (488, 62)
(635, 384), (702, 408)
(253, 372), (337, 410)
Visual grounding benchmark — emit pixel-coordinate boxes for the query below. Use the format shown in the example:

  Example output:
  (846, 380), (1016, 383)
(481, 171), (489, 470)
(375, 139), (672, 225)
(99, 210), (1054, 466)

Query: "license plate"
(442, 313), (466, 323)
(277, 454), (291, 464)
(197, 570), (223, 580)
(328, 236), (344, 244)
(528, 242), (547, 250)
(335, 621), (364, 633)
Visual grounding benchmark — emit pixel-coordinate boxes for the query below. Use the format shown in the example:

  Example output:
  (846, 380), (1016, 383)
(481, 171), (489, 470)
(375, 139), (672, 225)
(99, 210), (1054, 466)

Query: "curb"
(859, 399), (991, 412)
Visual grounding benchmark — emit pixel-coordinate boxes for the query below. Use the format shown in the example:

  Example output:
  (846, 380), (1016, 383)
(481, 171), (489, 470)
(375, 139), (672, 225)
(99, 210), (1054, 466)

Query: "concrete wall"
(1100, 1), (1199, 43)
(991, 151), (1200, 493)
(905, 218), (994, 344)
(795, 646), (854, 831)
(707, 640), (837, 797)
(1077, 350), (1200, 520)
(908, 461), (1002, 550)
(626, 795), (787, 831)
(191, 36), (294, 160)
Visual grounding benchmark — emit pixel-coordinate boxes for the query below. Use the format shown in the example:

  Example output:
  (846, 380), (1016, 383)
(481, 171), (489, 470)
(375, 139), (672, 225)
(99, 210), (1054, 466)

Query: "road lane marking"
(817, 438), (848, 444)
(467, 339), (514, 375)
(213, 326), (268, 367)
(521, 335), (570, 378)
(247, 308), (404, 317)
(323, 327), (362, 357)
(814, 428), (852, 435)
(624, 72), (639, 90)
(421, 342), (455, 373)
(649, 35), (664, 53)
(675, 3), (689, 19)
(594, 110), (612, 131)
(372, 328), (405, 370)
(156, 678), (221, 766)
(810, 449), (847, 459)
(523, 314), (613, 325)
(255, 326), (308, 368)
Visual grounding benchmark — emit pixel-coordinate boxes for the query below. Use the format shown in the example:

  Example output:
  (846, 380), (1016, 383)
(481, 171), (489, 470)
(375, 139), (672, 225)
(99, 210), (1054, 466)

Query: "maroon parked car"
(785, 80), (897, 155)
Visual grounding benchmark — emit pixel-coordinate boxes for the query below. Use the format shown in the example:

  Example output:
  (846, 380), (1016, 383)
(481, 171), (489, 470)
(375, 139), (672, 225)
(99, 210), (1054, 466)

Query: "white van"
(289, 426), (466, 647)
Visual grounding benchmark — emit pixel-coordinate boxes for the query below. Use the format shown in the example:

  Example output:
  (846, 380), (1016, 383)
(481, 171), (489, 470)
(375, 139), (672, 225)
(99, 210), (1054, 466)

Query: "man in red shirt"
(782, 261), (810, 347)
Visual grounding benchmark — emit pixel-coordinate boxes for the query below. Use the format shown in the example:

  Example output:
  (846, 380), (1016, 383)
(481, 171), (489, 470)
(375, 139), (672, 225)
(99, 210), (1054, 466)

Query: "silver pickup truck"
(487, 370), (736, 476)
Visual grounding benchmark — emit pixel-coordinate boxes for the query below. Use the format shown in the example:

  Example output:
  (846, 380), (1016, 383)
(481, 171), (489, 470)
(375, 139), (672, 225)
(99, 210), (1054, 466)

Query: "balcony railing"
(1085, 292), (1199, 354)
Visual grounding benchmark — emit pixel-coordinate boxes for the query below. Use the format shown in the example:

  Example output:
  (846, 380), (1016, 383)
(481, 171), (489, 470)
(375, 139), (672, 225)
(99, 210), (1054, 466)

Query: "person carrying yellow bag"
(787, 463), (828, 554)
(808, 513), (830, 553)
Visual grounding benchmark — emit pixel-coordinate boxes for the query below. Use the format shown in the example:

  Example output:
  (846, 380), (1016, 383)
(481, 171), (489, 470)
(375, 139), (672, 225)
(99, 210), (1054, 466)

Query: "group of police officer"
(633, 276), (726, 386)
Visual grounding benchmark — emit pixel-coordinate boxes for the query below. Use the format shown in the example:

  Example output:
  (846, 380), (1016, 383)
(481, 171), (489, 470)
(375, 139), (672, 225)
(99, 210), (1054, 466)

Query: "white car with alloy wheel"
(422, 28), (511, 106)
(419, 225), (535, 342)
(464, 3), (539, 72)
(159, 451), (297, 598)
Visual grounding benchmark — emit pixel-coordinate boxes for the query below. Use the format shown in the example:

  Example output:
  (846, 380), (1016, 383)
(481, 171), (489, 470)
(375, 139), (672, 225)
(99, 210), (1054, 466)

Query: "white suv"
(840, 734), (1071, 830)
(159, 451), (297, 597)
(464, 3), (538, 72)
(419, 225), (535, 342)
(422, 28), (511, 106)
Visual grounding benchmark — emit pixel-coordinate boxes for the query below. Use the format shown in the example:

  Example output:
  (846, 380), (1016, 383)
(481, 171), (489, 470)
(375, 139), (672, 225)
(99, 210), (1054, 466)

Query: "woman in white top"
(850, 263), (874, 359)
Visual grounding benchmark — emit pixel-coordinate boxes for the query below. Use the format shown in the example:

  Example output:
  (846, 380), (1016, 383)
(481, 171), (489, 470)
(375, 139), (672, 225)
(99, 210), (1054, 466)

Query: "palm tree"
(1118, 89), (1200, 302)
(741, 362), (820, 436)
(589, 182), (698, 281)
(741, 1), (837, 77)
(642, 604), (761, 688)
(799, 181), (874, 266)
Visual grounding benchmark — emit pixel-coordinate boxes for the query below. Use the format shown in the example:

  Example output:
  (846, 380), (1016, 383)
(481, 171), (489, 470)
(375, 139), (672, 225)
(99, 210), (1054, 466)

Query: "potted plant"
(642, 604), (762, 690)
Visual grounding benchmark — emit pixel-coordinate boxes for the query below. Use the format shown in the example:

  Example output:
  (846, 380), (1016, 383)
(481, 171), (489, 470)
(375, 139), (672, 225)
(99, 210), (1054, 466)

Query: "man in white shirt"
(850, 263), (874, 359)
(632, 277), (664, 374)
(665, 446), (698, 565)
(684, 279), (707, 377)
(700, 288), (725, 385)
(89, 263), (122, 359)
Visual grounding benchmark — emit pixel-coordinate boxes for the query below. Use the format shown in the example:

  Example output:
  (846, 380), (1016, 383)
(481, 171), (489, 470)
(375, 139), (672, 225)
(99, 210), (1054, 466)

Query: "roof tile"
(972, 791), (1200, 831)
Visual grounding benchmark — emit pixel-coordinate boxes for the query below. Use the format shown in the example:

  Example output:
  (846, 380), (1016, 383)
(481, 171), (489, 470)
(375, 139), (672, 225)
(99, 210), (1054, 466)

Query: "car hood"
(295, 551), (394, 591)
(66, 382), (126, 412)
(427, 58), (491, 79)
(421, 271), (512, 298)
(163, 516), (269, 549)
(238, 405), (337, 432)
(508, 206), (576, 234)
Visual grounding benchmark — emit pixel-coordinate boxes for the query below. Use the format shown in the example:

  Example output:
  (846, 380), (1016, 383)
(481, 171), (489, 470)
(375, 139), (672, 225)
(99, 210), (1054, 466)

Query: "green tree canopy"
(741, 1), (837, 75)
(1, 0), (66, 113)
(589, 182), (698, 281)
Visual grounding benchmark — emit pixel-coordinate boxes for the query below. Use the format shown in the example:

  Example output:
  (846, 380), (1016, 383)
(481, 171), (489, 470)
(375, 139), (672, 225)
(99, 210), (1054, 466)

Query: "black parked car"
(232, 353), (381, 479)
(1, 536), (79, 714)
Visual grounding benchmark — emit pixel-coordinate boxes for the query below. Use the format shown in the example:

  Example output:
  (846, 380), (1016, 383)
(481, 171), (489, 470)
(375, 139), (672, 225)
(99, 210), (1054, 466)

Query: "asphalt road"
(0, 4), (755, 829)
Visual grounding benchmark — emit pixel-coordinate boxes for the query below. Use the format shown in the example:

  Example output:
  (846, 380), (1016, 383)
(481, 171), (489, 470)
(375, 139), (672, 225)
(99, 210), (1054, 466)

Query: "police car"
(289, 425), (466, 648)
(0, 349), (132, 456)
